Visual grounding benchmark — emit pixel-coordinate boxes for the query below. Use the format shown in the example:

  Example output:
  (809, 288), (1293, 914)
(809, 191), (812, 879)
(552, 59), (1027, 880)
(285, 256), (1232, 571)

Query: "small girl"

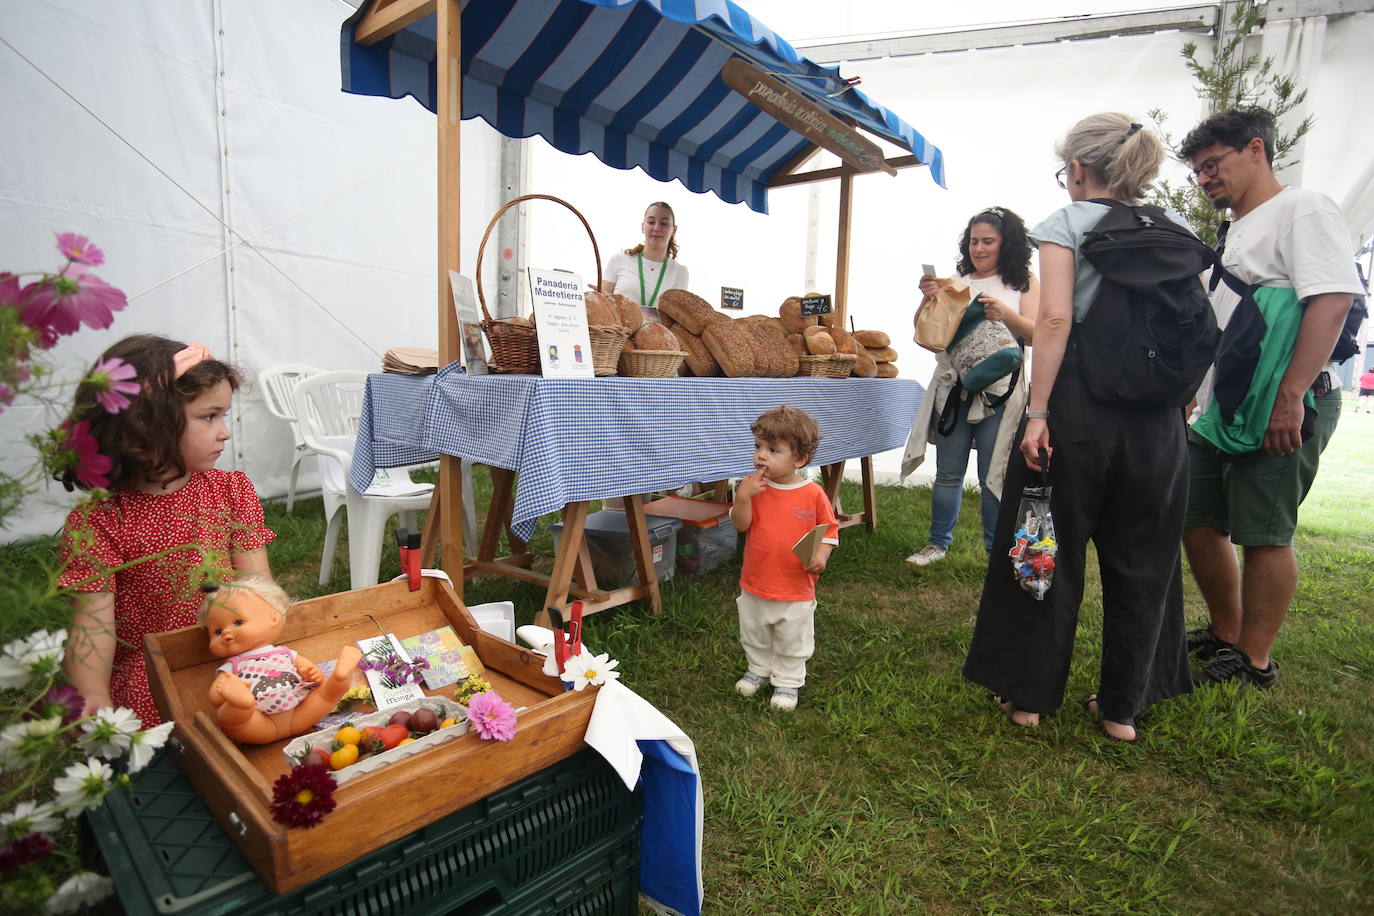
(58, 334), (275, 726)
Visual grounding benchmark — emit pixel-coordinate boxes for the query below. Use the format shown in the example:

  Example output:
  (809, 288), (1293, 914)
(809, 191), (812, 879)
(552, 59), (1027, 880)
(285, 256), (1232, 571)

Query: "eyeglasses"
(1055, 167), (1068, 189)
(1187, 148), (1241, 185)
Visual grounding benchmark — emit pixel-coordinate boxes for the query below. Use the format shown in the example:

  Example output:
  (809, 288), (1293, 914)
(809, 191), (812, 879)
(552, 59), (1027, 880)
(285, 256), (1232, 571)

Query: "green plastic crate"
(85, 746), (641, 915)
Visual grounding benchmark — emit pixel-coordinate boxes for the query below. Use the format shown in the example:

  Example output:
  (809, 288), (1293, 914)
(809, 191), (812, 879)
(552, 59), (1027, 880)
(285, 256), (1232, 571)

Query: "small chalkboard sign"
(800, 294), (832, 316)
(721, 286), (745, 310)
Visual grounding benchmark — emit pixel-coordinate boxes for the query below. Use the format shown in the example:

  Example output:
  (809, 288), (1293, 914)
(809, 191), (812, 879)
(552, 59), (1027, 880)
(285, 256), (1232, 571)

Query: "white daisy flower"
(560, 651), (621, 691)
(46, 871), (114, 913)
(79, 706), (143, 758)
(0, 630), (65, 688)
(1, 799), (62, 840)
(0, 716), (63, 772)
(126, 720), (175, 774)
(51, 757), (115, 817)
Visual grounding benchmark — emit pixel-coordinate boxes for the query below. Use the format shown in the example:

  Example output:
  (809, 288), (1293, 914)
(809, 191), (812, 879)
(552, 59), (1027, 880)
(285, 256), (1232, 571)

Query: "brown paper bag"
(913, 279), (971, 353)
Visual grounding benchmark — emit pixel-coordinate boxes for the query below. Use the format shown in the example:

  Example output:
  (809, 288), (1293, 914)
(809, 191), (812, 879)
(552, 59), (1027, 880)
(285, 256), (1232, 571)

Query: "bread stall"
(342, 0), (948, 625)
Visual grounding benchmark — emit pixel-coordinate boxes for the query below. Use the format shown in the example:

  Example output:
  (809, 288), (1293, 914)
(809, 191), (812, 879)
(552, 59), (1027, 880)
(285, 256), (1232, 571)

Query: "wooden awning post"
(834, 172), (853, 329)
(436, 0), (465, 593)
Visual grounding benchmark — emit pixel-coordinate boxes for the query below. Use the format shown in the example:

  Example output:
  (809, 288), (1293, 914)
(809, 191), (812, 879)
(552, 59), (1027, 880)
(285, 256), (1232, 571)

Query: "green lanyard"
(637, 252), (670, 310)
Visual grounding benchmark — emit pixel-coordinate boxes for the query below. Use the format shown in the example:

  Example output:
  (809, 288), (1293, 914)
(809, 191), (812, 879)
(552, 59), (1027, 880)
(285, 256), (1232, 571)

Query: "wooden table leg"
(861, 454), (877, 532)
(534, 500), (589, 628)
(479, 467), (517, 564)
(622, 493), (663, 615)
(419, 482), (442, 568)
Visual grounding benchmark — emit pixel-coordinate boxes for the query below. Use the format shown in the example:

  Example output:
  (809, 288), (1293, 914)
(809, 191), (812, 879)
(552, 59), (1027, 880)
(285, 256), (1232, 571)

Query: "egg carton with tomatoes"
(283, 696), (469, 785)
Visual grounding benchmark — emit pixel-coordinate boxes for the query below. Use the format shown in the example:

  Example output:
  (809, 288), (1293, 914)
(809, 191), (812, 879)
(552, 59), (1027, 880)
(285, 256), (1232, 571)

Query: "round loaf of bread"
(867, 346), (899, 363)
(778, 296), (818, 335)
(609, 293), (646, 332)
(785, 333), (807, 356)
(853, 329), (891, 349)
(875, 361), (899, 378)
(584, 290), (621, 327)
(505, 316), (533, 328)
(852, 345), (879, 378)
(702, 320), (757, 377)
(804, 293), (839, 328)
(658, 289), (720, 335)
(633, 321), (680, 352)
(804, 329), (837, 355)
(828, 327), (861, 356)
(676, 328), (720, 376)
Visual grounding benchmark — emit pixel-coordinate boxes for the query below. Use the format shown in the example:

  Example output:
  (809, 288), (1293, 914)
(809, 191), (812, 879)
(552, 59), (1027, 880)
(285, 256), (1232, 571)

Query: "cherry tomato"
(360, 725), (384, 743)
(335, 725), (362, 746)
(308, 747), (331, 768)
(378, 724), (409, 750)
(329, 743), (360, 770)
(397, 737), (416, 746)
(439, 717), (458, 729)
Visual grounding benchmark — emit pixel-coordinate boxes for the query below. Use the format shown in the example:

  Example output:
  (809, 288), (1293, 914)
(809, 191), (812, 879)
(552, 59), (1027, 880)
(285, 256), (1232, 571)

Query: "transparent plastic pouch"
(1009, 448), (1056, 600)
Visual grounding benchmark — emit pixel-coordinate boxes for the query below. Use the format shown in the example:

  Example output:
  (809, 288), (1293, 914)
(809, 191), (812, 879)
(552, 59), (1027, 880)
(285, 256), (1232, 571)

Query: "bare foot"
(993, 695), (1041, 727)
(1085, 696), (1137, 742)
(209, 672), (256, 710)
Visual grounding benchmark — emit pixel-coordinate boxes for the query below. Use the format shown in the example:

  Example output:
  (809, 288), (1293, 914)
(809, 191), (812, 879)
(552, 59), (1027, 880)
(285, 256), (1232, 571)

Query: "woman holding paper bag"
(600, 202), (691, 313)
(902, 207), (1039, 567)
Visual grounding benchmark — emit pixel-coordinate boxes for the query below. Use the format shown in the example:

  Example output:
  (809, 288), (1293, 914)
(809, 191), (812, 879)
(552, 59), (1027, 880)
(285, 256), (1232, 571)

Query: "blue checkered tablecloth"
(354, 367), (924, 541)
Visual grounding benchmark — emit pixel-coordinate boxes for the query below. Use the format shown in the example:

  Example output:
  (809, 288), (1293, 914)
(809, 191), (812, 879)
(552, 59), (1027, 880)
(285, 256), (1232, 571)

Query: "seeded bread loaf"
(785, 333), (807, 356)
(658, 289), (721, 335)
(746, 320), (797, 377)
(676, 327), (721, 377)
(702, 320), (757, 377)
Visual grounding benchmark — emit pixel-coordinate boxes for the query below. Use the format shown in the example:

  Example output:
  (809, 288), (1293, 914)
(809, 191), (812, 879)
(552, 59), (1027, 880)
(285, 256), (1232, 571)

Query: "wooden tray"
(144, 577), (595, 894)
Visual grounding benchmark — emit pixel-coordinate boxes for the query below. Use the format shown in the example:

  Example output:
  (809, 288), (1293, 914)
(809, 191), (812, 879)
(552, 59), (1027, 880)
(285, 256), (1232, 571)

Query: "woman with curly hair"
(903, 207), (1039, 566)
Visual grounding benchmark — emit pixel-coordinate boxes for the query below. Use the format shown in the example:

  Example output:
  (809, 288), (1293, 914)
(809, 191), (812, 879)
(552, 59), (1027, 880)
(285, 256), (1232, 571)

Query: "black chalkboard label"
(721, 286), (744, 310)
(800, 294), (832, 316)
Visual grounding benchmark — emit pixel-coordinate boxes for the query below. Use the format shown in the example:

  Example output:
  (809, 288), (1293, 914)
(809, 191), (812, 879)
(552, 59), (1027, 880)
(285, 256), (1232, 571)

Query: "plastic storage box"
(85, 745), (641, 915)
(642, 496), (738, 575)
(549, 510), (682, 589)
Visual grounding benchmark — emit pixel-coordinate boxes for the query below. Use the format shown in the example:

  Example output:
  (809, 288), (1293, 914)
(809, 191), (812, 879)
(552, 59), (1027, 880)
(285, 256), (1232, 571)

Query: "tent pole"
(436, 0), (465, 591)
(834, 172), (853, 328)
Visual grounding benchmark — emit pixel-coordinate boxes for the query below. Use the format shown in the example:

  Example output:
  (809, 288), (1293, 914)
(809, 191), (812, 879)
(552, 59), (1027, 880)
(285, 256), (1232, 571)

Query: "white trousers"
(736, 590), (816, 689)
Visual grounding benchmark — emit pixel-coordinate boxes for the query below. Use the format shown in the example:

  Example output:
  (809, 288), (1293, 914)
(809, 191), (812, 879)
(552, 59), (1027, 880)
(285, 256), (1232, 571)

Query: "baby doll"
(202, 576), (363, 744)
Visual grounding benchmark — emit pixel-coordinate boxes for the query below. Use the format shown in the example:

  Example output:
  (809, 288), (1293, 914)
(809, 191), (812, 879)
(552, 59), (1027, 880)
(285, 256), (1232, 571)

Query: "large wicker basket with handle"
(475, 194), (604, 375)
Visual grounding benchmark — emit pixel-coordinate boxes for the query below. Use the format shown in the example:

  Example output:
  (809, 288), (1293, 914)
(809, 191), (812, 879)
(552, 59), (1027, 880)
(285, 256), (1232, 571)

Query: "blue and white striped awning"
(340, 0), (946, 213)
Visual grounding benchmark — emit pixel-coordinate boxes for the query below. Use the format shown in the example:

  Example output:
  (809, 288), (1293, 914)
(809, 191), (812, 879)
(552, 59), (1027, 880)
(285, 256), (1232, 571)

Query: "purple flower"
(466, 691), (517, 742)
(88, 357), (139, 414)
(0, 833), (55, 875)
(29, 685), (84, 726)
(56, 233), (105, 266)
(20, 267), (126, 339)
(61, 421), (112, 490)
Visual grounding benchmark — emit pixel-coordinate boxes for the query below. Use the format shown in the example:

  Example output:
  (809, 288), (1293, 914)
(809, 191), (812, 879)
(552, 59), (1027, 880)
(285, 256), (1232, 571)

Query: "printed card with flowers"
(398, 626), (484, 690)
(355, 634), (427, 709)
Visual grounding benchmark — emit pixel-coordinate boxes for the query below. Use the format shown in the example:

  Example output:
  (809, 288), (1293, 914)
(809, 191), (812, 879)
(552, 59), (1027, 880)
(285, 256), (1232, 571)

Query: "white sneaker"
(735, 672), (767, 697)
(770, 687), (799, 711)
(905, 545), (947, 567)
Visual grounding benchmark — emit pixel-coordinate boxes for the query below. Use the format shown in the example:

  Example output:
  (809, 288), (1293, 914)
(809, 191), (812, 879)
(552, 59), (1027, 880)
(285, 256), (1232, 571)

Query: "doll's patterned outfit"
(218, 645), (316, 714)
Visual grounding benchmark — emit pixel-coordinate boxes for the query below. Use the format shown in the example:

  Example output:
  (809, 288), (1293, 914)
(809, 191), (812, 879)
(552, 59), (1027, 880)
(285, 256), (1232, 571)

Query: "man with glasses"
(1178, 108), (1361, 688)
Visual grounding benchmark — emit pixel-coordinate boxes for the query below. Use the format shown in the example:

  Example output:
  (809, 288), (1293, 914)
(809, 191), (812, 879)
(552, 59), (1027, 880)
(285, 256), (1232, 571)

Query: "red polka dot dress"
(58, 470), (275, 727)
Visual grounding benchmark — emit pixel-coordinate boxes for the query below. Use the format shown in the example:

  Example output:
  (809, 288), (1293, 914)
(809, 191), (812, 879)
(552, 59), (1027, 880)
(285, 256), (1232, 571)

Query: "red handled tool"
(396, 527), (422, 591)
(547, 606), (568, 672)
(567, 600), (584, 656)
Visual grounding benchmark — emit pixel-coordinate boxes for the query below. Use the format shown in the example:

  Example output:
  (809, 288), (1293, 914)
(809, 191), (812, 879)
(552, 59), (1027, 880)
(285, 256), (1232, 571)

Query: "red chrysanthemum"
(0, 833), (56, 876)
(61, 420), (112, 490)
(20, 266), (126, 340)
(270, 764), (337, 829)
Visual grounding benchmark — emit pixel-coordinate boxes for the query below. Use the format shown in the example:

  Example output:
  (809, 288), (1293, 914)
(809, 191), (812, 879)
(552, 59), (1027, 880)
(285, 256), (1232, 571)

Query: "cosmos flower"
(465, 691), (517, 742)
(20, 267), (126, 339)
(126, 721), (175, 774)
(269, 764), (337, 828)
(1, 800), (61, 842)
(0, 629), (67, 689)
(79, 706), (142, 759)
(55, 233), (105, 267)
(29, 685), (84, 727)
(60, 421), (112, 490)
(51, 758), (115, 817)
(87, 357), (139, 414)
(45, 871), (114, 913)
(561, 651), (621, 692)
(0, 717), (63, 773)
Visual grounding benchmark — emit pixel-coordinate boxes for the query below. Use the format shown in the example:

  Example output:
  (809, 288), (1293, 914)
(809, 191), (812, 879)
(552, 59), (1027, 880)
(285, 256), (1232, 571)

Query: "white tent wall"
(0, 0), (504, 542)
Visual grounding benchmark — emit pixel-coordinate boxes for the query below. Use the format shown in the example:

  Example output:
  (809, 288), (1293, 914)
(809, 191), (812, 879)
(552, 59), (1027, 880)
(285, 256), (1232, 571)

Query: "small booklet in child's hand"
(397, 626), (484, 689)
(791, 523), (829, 565)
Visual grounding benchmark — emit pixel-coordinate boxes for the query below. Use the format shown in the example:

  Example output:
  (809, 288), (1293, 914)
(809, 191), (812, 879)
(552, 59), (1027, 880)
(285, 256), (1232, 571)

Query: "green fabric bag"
(1191, 285), (1312, 455)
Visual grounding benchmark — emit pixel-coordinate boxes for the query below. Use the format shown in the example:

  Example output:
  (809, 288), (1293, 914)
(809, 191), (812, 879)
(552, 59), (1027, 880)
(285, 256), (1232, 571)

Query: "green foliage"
(1147, 1), (1314, 246)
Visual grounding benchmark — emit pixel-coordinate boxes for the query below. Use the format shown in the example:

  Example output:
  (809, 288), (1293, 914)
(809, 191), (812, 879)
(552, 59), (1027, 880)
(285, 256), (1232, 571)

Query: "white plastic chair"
(294, 371), (437, 590)
(257, 363), (322, 513)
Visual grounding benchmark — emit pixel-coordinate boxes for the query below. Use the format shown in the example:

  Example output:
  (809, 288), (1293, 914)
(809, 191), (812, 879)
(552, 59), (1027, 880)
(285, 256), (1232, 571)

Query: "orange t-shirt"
(739, 479), (840, 601)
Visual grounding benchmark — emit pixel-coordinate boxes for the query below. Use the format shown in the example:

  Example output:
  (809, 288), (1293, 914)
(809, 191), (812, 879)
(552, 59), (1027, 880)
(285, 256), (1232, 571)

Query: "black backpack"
(1074, 200), (1220, 408)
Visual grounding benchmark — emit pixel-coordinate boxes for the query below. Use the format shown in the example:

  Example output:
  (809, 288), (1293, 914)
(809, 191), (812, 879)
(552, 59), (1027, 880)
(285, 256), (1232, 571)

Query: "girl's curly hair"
(58, 334), (242, 492)
(955, 207), (1034, 293)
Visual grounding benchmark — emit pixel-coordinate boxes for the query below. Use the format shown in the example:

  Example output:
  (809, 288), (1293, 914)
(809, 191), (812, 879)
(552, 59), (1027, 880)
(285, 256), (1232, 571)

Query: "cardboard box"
(144, 577), (595, 894)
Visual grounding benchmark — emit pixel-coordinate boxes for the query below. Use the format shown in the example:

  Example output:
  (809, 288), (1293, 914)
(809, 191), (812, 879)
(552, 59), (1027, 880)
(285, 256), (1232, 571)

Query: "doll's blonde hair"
(197, 575), (291, 627)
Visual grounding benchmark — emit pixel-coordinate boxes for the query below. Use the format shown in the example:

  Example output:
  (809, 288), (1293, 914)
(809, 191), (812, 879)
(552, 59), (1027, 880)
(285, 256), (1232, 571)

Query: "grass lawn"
(4, 394), (1372, 913)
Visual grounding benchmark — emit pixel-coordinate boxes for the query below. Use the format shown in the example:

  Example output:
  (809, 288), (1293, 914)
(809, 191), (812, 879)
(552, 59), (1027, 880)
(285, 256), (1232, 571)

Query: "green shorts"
(1185, 386), (1341, 546)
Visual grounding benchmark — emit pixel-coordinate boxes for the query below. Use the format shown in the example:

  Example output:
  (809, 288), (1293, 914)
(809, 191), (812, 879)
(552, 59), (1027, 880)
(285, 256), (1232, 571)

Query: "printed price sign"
(721, 287), (744, 310)
(800, 294), (832, 317)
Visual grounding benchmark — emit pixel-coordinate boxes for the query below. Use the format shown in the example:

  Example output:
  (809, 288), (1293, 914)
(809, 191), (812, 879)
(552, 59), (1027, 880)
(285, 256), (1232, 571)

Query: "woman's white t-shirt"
(605, 251), (690, 307)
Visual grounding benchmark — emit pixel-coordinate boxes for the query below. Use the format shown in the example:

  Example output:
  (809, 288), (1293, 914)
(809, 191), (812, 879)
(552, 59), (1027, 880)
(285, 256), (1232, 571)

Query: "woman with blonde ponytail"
(963, 113), (1195, 743)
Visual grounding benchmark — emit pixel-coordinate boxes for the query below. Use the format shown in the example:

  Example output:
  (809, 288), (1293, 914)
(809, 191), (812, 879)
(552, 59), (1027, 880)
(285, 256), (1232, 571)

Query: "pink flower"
(88, 357), (139, 414)
(0, 272), (19, 307)
(20, 267), (126, 340)
(465, 691), (517, 742)
(56, 233), (105, 267)
(61, 421), (112, 490)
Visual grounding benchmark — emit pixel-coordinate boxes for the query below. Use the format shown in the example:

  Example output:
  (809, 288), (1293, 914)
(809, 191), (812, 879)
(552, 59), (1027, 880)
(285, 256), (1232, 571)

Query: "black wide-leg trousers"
(963, 367), (1193, 725)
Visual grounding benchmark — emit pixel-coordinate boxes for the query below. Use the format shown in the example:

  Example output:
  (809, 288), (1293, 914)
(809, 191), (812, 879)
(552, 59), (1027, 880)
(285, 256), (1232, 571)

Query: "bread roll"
(805, 294), (838, 328)
(803, 326), (837, 355)
(852, 345), (879, 378)
(702, 320), (757, 377)
(609, 293), (645, 332)
(828, 327), (861, 356)
(584, 290), (621, 327)
(867, 346), (899, 363)
(677, 328), (720, 377)
(633, 321), (680, 351)
(778, 297), (818, 335)
(875, 361), (899, 378)
(658, 289), (718, 335)
(853, 329), (891, 349)
(785, 333), (807, 356)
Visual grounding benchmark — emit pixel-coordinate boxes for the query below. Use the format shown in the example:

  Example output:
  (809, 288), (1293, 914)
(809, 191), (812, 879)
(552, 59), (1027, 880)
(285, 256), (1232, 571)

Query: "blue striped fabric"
(340, 0), (946, 213)
(352, 368), (924, 541)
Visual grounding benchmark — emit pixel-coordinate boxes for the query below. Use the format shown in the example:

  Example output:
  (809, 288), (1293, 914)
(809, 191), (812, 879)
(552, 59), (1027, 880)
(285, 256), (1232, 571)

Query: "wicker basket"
(619, 349), (687, 378)
(589, 325), (631, 376)
(796, 353), (858, 378)
(475, 194), (604, 375)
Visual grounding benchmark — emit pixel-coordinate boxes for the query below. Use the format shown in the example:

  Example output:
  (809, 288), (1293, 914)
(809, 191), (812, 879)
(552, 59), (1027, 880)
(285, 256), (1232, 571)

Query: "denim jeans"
(929, 396), (1005, 551)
